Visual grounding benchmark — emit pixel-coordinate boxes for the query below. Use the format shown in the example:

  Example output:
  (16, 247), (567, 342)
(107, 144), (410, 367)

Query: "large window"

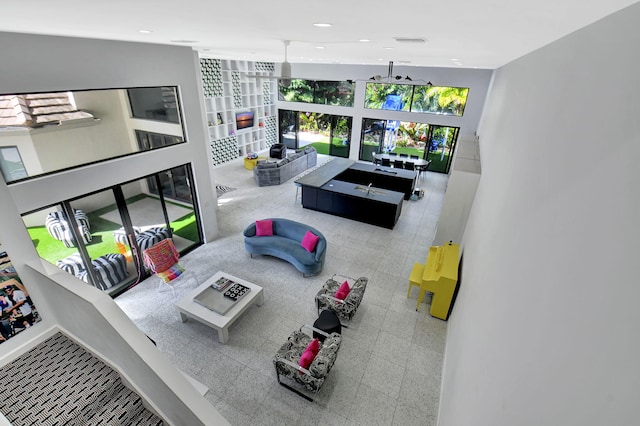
(0, 87), (186, 184)
(279, 80), (354, 106)
(128, 87), (181, 124)
(364, 83), (469, 117)
(364, 84), (413, 111)
(0, 147), (27, 182)
(411, 86), (469, 116)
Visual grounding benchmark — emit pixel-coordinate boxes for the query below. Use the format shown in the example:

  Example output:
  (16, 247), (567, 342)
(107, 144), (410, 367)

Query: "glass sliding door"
(279, 110), (298, 149)
(329, 116), (351, 158)
(147, 165), (193, 203)
(21, 164), (202, 296)
(22, 190), (137, 295)
(123, 169), (201, 254)
(425, 125), (459, 173)
(360, 119), (385, 161)
(360, 118), (429, 161)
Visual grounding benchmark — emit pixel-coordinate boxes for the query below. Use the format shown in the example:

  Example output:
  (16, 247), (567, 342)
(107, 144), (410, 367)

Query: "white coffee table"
(175, 271), (264, 344)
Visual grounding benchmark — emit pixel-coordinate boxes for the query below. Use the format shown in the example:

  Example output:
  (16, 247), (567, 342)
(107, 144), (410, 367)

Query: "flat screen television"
(235, 111), (255, 130)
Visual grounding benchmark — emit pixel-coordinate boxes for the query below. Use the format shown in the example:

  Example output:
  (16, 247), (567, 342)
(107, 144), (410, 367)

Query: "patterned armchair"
(315, 275), (369, 322)
(45, 209), (92, 248)
(273, 324), (342, 401)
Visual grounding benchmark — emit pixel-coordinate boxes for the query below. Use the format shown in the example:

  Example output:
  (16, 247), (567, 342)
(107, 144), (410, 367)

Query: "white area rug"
(99, 197), (192, 228)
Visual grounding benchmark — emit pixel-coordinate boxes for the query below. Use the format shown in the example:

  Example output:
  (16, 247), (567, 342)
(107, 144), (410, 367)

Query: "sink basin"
(354, 185), (387, 195)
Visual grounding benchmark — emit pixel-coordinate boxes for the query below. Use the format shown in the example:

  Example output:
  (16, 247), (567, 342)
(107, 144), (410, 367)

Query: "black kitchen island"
(295, 158), (415, 229)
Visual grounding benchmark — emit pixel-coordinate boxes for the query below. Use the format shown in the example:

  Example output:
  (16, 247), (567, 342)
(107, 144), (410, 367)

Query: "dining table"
(373, 154), (431, 177)
(374, 153), (431, 168)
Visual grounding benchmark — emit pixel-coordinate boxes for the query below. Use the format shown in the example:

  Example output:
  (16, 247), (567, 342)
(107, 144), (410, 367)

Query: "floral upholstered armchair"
(315, 275), (369, 322)
(273, 324), (342, 401)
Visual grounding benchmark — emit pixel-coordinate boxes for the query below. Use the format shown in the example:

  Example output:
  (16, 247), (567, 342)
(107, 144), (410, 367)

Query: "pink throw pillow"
(299, 338), (320, 369)
(301, 230), (319, 252)
(255, 219), (273, 236)
(334, 280), (351, 300)
(299, 348), (316, 369)
(306, 338), (320, 355)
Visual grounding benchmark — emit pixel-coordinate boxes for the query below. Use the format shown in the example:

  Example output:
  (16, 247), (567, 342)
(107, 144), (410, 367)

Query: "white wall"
(0, 32), (224, 425)
(438, 4), (640, 425)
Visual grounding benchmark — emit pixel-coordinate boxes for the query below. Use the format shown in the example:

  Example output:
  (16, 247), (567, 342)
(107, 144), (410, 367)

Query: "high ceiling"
(2, 0), (637, 69)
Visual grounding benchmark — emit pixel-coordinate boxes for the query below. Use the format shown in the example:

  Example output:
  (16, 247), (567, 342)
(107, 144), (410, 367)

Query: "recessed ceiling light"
(384, 47), (394, 50)
(138, 30), (152, 34)
(360, 39), (371, 42)
(315, 46), (326, 49)
(170, 40), (198, 44)
(313, 23), (332, 28)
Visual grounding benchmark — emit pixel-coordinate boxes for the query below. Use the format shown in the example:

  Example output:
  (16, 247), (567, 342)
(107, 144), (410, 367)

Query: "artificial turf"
(28, 197), (198, 265)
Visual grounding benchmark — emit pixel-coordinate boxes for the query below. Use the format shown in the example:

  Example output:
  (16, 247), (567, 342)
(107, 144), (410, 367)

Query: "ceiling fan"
(247, 40), (292, 86)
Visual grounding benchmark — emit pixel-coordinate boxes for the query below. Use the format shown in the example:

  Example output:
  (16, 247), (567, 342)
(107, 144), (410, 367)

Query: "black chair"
(404, 161), (415, 170)
(372, 152), (381, 165)
(381, 157), (391, 167)
(399, 153), (408, 158)
(270, 143), (286, 159)
(393, 159), (404, 168)
(388, 152), (397, 157)
(410, 155), (420, 160)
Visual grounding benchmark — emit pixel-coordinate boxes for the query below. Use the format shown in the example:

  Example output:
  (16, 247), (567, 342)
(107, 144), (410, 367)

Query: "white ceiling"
(2, 0), (637, 69)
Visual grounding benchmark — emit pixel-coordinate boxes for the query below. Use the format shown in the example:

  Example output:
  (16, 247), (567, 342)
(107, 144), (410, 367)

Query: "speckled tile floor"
(115, 152), (449, 426)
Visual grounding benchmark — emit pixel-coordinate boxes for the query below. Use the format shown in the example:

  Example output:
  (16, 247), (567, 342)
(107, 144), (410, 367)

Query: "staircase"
(0, 332), (164, 425)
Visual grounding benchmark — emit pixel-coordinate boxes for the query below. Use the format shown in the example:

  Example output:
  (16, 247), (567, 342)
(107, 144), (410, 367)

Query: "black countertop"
(295, 158), (355, 188)
(320, 179), (404, 205)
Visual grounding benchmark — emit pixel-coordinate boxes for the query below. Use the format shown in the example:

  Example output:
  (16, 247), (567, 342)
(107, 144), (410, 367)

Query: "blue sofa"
(243, 218), (326, 277)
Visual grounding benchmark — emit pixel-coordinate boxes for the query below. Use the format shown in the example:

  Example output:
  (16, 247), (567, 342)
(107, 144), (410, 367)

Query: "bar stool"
(295, 181), (302, 203)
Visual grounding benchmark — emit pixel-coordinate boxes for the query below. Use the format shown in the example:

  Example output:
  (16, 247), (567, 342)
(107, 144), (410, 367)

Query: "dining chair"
(393, 159), (404, 169)
(381, 157), (391, 167)
(410, 155), (419, 160)
(388, 152), (397, 157)
(415, 160), (431, 179)
(399, 153), (408, 158)
(404, 161), (415, 171)
(372, 152), (381, 165)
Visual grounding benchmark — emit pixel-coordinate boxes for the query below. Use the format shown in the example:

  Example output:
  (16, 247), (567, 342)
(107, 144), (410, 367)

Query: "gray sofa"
(254, 146), (317, 186)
